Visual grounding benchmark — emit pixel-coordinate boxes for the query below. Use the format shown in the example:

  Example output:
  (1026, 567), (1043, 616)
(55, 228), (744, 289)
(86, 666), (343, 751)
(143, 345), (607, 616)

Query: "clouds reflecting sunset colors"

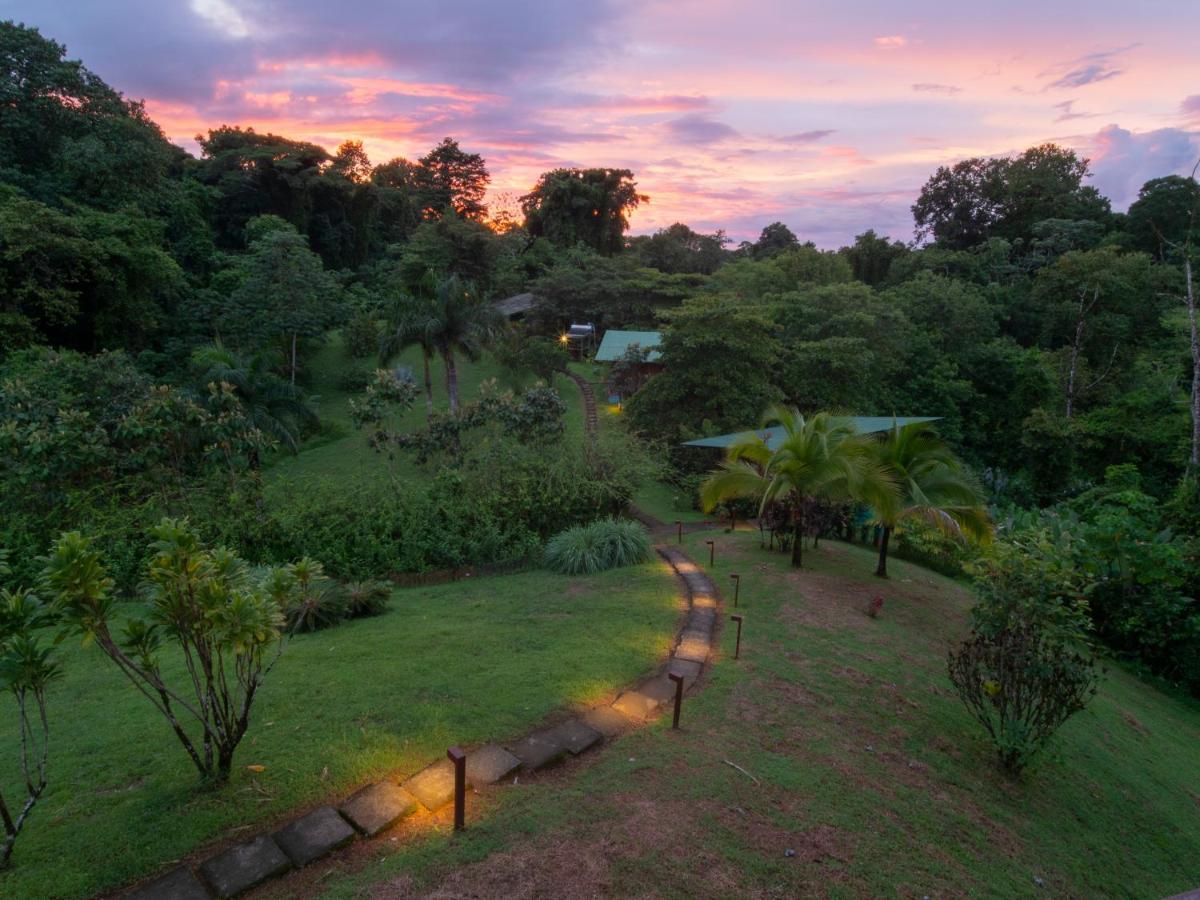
(9, 0), (1200, 244)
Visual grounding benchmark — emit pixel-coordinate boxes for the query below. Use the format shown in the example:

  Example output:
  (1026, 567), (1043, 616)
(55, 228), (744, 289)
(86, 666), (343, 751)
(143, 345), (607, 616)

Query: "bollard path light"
(730, 573), (740, 607)
(447, 746), (466, 831)
(668, 672), (685, 729)
(676, 520), (683, 544)
(706, 539), (715, 567)
(731, 614), (744, 660)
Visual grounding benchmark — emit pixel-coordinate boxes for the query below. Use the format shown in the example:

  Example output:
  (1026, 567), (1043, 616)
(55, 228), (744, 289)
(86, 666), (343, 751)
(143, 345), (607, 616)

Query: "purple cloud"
(664, 114), (739, 144)
(912, 83), (962, 95)
(1088, 124), (1200, 210)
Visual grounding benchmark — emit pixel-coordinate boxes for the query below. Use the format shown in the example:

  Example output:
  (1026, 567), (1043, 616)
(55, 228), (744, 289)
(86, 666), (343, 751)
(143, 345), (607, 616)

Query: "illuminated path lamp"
(730, 573), (740, 607)
(675, 520), (683, 544)
(706, 539), (715, 567)
(447, 746), (466, 831)
(731, 614), (744, 660)
(668, 672), (685, 729)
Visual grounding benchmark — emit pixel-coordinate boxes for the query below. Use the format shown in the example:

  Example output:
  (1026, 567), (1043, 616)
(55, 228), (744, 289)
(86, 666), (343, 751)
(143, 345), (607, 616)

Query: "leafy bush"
(545, 517), (651, 575)
(344, 580), (392, 618)
(343, 310), (382, 359)
(948, 621), (1098, 774)
(893, 518), (977, 577)
(282, 558), (348, 633)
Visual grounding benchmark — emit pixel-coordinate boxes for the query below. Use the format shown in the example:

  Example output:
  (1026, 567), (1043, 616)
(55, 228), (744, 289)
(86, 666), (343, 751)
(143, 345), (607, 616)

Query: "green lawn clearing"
(312, 529), (1200, 899)
(0, 561), (679, 899)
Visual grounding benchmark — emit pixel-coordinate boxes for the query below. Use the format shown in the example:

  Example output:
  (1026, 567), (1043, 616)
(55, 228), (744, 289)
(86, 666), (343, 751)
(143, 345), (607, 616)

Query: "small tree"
(609, 343), (651, 400)
(40, 520), (298, 782)
(0, 552), (61, 868)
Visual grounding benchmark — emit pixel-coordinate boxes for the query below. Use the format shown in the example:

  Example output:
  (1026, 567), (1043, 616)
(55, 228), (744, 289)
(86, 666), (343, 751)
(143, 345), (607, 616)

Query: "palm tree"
(870, 421), (991, 577)
(190, 343), (318, 461)
(379, 291), (437, 416)
(423, 275), (503, 414)
(701, 407), (896, 567)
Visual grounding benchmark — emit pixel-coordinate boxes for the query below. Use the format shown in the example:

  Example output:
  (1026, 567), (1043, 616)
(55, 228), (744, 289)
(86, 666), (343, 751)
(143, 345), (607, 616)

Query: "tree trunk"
(1065, 286), (1097, 420)
(445, 348), (459, 414)
(875, 525), (892, 578)
(422, 348), (434, 416)
(1186, 257), (1199, 469)
(790, 505), (805, 568)
(290, 331), (298, 386)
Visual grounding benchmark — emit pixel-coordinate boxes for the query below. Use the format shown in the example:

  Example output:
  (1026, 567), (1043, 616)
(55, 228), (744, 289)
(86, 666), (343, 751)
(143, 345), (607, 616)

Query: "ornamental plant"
(40, 520), (299, 782)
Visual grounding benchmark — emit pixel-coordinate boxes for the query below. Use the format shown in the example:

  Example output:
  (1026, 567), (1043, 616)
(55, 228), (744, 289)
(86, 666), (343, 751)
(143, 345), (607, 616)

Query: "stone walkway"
(567, 370), (599, 435)
(123, 543), (723, 899)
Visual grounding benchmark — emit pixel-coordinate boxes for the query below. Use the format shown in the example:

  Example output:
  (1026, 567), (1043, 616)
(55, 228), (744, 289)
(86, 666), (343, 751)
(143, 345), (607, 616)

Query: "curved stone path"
(124, 544), (723, 899)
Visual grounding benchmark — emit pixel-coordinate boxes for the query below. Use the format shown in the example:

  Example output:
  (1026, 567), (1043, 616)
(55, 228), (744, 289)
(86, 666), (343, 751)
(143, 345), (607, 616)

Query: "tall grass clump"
(544, 517), (652, 575)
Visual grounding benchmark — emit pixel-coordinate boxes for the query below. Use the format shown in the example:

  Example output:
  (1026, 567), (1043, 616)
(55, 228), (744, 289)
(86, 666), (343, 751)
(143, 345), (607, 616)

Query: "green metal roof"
(683, 416), (940, 450)
(595, 330), (663, 362)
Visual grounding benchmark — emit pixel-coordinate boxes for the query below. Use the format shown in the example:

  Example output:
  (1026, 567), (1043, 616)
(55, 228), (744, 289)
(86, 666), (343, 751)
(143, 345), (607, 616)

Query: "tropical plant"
(40, 520), (297, 782)
(544, 518), (652, 575)
(870, 421), (991, 577)
(344, 580), (393, 618)
(282, 558), (347, 633)
(423, 275), (503, 413)
(0, 551), (61, 867)
(379, 288), (438, 415)
(190, 342), (318, 456)
(700, 407), (895, 567)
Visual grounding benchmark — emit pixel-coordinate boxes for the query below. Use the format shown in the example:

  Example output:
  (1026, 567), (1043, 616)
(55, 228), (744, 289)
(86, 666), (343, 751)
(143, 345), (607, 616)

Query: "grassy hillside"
(265, 334), (585, 495)
(315, 530), (1200, 899)
(0, 562), (679, 899)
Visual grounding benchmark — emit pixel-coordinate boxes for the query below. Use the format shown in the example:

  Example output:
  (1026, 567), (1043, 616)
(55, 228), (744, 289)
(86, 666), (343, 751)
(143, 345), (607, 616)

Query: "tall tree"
(379, 289), (438, 416)
(521, 168), (646, 255)
(423, 276), (502, 413)
(225, 218), (338, 384)
(749, 222), (801, 259)
(1126, 174), (1200, 262)
(416, 138), (489, 220)
(700, 408), (895, 567)
(870, 421), (991, 577)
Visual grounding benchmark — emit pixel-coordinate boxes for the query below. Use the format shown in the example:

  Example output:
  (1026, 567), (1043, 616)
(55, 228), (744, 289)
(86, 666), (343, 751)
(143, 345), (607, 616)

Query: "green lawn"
(311, 530), (1200, 899)
(0, 562), (679, 898)
(265, 334), (584, 495)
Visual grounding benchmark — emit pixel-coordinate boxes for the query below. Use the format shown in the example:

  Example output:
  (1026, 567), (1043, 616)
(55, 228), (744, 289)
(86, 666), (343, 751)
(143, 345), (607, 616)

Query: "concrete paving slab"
(581, 705), (634, 737)
(124, 866), (210, 900)
(199, 835), (291, 899)
(274, 806), (356, 867)
(545, 718), (602, 755)
(506, 731), (568, 770)
(339, 782), (418, 837)
(466, 744), (521, 784)
(404, 759), (457, 811)
(611, 690), (660, 721)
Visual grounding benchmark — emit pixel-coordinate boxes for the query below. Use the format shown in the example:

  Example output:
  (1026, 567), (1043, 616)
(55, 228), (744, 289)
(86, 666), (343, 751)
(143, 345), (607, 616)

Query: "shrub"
(344, 579), (393, 618)
(283, 558), (348, 633)
(948, 621), (1098, 774)
(545, 518), (652, 575)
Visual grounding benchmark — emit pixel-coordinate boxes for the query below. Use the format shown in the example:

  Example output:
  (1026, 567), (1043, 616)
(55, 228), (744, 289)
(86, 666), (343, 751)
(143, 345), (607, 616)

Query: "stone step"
(124, 866), (209, 900)
(340, 781), (419, 837)
(404, 759), (457, 811)
(466, 744), (522, 785)
(198, 835), (291, 899)
(273, 806), (357, 868)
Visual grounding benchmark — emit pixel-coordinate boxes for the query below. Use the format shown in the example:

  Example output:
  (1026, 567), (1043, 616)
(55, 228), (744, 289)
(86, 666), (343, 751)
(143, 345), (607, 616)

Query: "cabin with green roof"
(683, 416), (940, 451)
(594, 330), (663, 362)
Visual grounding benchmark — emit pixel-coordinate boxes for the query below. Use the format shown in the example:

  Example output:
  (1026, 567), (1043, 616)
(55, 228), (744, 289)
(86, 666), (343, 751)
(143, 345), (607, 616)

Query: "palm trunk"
(875, 525), (892, 577)
(422, 348), (434, 416)
(444, 348), (459, 414)
(1185, 257), (1199, 469)
(290, 331), (298, 386)
(790, 504), (805, 568)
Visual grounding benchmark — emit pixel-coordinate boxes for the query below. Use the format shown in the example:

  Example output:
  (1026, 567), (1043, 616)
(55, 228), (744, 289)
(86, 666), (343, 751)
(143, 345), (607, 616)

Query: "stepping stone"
(274, 805), (356, 867)
(466, 744), (521, 785)
(638, 675), (679, 705)
(676, 632), (710, 663)
(199, 835), (291, 899)
(507, 731), (568, 771)
(545, 718), (602, 755)
(668, 657), (703, 683)
(404, 759), (457, 810)
(692, 594), (718, 610)
(581, 704), (634, 737)
(125, 866), (210, 900)
(340, 781), (417, 837)
(611, 690), (660, 721)
(688, 607), (716, 633)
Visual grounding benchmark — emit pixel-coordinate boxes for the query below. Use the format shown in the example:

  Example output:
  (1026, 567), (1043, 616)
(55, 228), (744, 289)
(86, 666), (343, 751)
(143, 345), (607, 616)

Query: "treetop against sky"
(8, 0), (1200, 245)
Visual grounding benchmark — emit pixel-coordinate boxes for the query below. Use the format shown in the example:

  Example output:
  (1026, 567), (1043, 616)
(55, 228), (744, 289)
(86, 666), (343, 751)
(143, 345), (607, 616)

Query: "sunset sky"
(8, 0), (1200, 245)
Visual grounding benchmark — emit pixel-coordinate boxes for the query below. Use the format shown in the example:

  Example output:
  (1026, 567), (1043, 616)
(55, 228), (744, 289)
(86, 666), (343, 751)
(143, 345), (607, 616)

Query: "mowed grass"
(313, 530), (1200, 899)
(0, 561), (680, 899)
(265, 334), (585, 495)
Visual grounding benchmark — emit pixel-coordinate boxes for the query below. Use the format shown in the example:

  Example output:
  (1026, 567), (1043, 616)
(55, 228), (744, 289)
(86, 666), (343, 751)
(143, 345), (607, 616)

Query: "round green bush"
(544, 517), (652, 575)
